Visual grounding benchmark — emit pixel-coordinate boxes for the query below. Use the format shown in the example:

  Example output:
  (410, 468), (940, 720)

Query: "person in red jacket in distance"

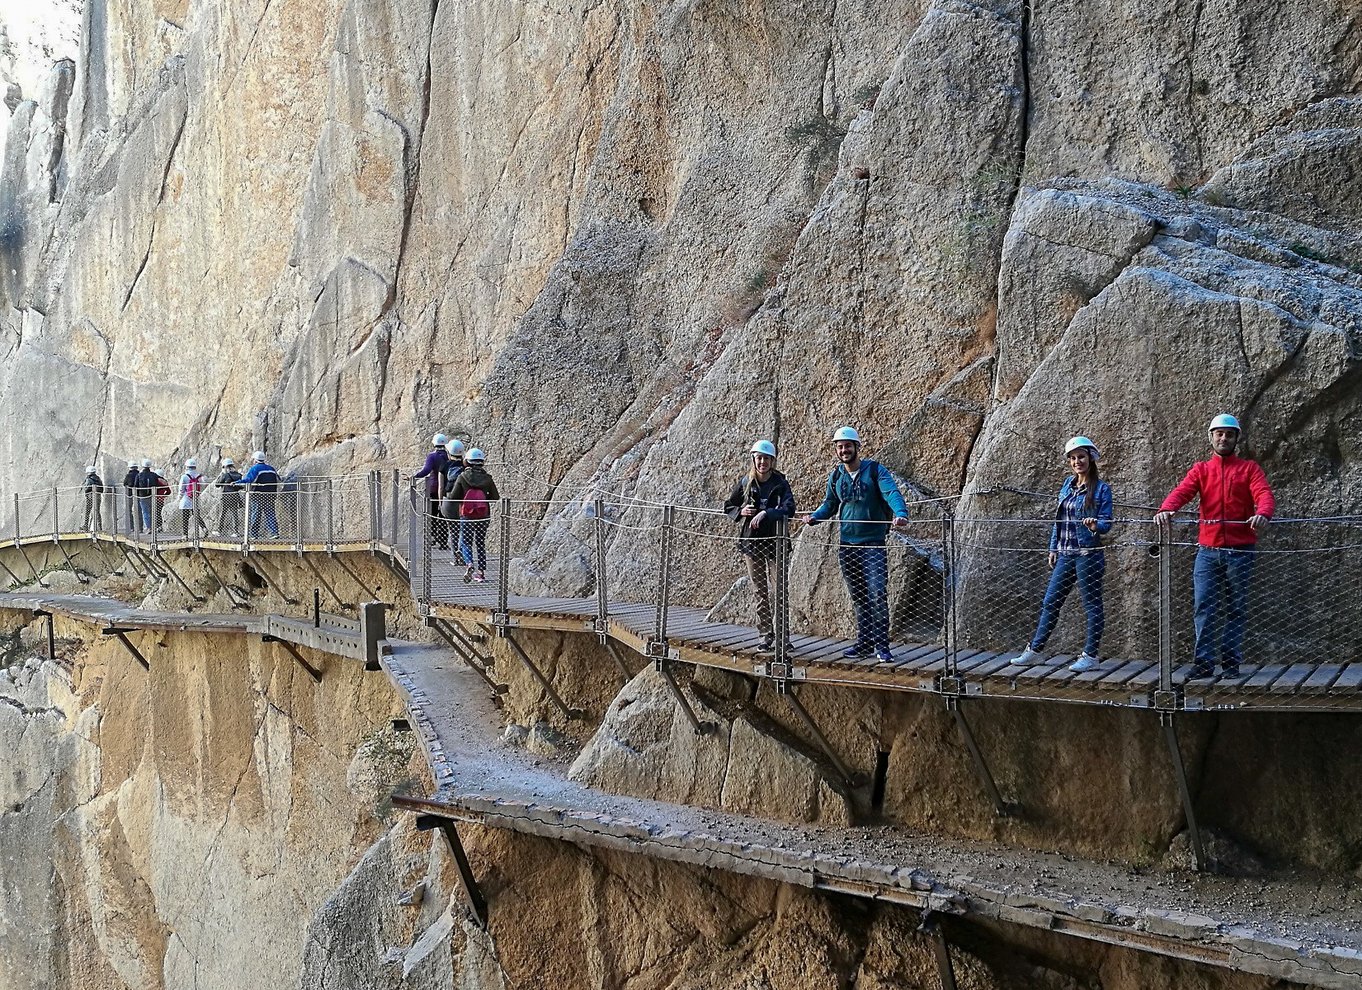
(1154, 414), (1275, 679)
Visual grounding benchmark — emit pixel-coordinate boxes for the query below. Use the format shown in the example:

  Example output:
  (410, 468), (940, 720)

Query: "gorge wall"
(2, 0), (1362, 987)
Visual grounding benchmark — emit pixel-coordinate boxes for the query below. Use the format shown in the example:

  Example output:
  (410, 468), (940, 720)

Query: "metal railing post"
(51, 487), (58, 542)
(496, 498), (511, 627)
(651, 505), (675, 658)
(1158, 519), (1173, 694)
(294, 486), (304, 554)
(421, 493), (433, 615)
(774, 517), (790, 667)
(391, 469), (400, 548)
(12, 493), (19, 543)
(943, 508), (957, 678)
(594, 497), (609, 640)
(243, 492), (252, 553)
(327, 478), (336, 551)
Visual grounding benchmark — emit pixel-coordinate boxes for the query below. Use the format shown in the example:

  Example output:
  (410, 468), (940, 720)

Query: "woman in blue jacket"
(1011, 436), (1114, 672)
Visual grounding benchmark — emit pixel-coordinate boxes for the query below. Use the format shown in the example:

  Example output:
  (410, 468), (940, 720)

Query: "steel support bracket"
(644, 638), (672, 663)
(949, 698), (1013, 818)
(783, 687), (854, 788)
(1153, 688), (1183, 711)
(101, 627), (150, 670)
(504, 630), (585, 720)
(655, 659), (716, 736)
(1160, 710), (1208, 872)
(918, 912), (958, 990)
(937, 675), (965, 696)
(262, 634), (323, 682)
(490, 611), (514, 635)
(414, 814), (488, 929)
(32, 609), (55, 661)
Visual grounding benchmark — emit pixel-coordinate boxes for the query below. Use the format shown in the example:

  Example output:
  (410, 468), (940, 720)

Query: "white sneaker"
(1069, 653), (1099, 672)
(1010, 646), (1042, 666)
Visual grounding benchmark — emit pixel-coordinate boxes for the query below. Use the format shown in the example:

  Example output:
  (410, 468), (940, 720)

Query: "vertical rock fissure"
(1186, 0), (1205, 181)
(388, 0), (441, 320)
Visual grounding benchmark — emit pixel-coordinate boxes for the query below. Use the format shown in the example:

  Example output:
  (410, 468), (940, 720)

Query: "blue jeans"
(838, 544), (889, 651)
(1193, 546), (1255, 666)
(249, 496), (279, 538)
(138, 498), (153, 532)
(460, 519), (489, 571)
(1030, 551), (1105, 655)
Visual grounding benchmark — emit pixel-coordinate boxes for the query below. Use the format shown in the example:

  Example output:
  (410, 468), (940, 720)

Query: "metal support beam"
(918, 913), (958, 990)
(244, 554), (299, 605)
(332, 553), (379, 602)
(0, 554), (24, 588)
(655, 660), (716, 736)
(53, 540), (89, 584)
(263, 634), (323, 682)
(947, 697), (1011, 817)
(156, 550), (204, 603)
(301, 553), (351, 611)
(196, 548), (245, 607)
(115, 540), (148, 579)
(102, 627), (150, 670)
(502, 630), (584, 720)
(1157, 519), (1173, 693)
(427, 617), (507, 696)
(32, 609), (55, 661)
(415, 814), (488, 928)
(15, 543), (47, 587)
(783, 687), (853, 787)
(603, 640), (633, 684)
(1161, 711), (1208, 872)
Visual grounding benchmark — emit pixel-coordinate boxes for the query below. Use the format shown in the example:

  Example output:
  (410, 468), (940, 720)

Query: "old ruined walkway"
(3, 591), (1360, 988)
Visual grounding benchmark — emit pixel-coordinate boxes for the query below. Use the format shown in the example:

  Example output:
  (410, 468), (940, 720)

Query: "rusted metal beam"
(656, 660), (715, 737)
(783, 687), (852, 787)
(101, 627), (150, 670)
(262, 634), (323, 682)
(501, 629), (584, 721)
(426, 617), (507, 696)
(414, 813), (488, 928)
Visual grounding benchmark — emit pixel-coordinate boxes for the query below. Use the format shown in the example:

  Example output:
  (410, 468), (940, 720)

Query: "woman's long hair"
(1072, 451), (1100, 511)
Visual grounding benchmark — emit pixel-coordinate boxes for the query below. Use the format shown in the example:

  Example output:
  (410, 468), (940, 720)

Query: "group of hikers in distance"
(79, 452), (288, 539)
(720, 415), (1273, 679)
(413, 434), (500, 583)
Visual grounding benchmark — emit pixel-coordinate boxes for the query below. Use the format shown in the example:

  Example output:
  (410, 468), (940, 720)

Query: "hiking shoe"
(1069, 653), (1099, 672)
(1010, 646), (1042, 666)
(757, 634), (775, 654)
(874, 648), (894, 664)
(1187, 663), (1215, 680)
(463, 565), (474, 583)
(842, 646), (872, 659)
(473, 571), (486, 583)
(1221, 661), (1241, 678)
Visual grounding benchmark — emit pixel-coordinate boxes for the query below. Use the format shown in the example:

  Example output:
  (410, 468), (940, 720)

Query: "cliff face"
(0, 0), (1357, 510)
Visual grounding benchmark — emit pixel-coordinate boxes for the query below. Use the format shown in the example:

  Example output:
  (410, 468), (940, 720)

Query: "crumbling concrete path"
(386, 639), (1362, 988)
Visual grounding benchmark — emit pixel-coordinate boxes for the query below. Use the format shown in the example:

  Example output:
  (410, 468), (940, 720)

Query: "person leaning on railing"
(82, 465), (105, 531)
(1154, 413), (1275, 680)
(134, 459), (160, 534)
(1011, 436), (1114, 672)
(799, 426), (910, 664)
(241, 451), (281, 539)
(723, 440), (795, 654)
(177, 459), (206, 537)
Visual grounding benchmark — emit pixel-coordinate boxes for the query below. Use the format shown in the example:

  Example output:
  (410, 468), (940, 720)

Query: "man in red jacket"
(1155, 414), (1275, 678)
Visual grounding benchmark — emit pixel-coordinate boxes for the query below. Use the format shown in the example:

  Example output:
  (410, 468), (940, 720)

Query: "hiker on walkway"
(445, 448), (498, 583)
(178, 459), (206, 537)
(215, 458), (244, 536)
(1011, 436), (1114, 672)
(1155, 414), (1275, 679)
(82, 465), (105, 531)
(123, 461), (141, 532)
(723, 440), (795, 653)
(799, 427), (909, 663)
(439, 438), (467, 546)
(414, 433), (451, 550)
(241, 451), (281, 539)
(135, 459), (160, 535)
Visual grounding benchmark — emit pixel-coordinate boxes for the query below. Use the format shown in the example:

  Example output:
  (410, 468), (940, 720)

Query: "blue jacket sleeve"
(771, 477), (795, 520)
(1049, 477), (1068, 552)
(808, 471), (839, 522)
(878, 465), (909, 519)
(1095, 482), (1114, 534)
(241, 464), (261, 485)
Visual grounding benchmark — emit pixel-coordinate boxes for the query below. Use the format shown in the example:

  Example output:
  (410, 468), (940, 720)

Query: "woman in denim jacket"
(1011, 436), (1114, 672)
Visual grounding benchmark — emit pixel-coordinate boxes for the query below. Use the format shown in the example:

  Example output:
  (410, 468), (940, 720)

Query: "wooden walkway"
(7, 530), (1362, 712)
(420, 553), (1362, 714)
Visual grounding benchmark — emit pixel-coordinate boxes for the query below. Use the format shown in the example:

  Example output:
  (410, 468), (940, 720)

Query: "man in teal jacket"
(801, 427), (909, 662)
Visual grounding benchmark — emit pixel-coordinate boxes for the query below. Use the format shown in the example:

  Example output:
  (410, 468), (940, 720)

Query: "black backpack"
(253, 468), (280, 493)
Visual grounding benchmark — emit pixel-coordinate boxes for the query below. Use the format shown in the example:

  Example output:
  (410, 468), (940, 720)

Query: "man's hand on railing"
(1153, 510), (1173, 526)
(798, 513), (818, 526)
(892, 516), (908, 531)
(1248, 514), (1270, 533)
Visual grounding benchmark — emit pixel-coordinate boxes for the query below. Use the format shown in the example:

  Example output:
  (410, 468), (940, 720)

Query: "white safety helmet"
(1063, 436), (1100, 462)
(185, 458), (198, 469)
(128, 460), (138, 468)
(433, 433), (448, 447)
(751, 440), (777, 459)
(140, 458), (151, 468)
(1208, 413), (1241, 434)
(832, 426), (861, 444)
(85, 465), (96, 473)
(446, 438), (465, 456)
(253, 451), (267, 462)
(466, 448), (486, 464)
(222, 458), (235, 467)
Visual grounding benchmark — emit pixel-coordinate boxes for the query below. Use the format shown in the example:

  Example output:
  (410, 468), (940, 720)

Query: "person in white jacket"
(178, 459), (206, 537)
